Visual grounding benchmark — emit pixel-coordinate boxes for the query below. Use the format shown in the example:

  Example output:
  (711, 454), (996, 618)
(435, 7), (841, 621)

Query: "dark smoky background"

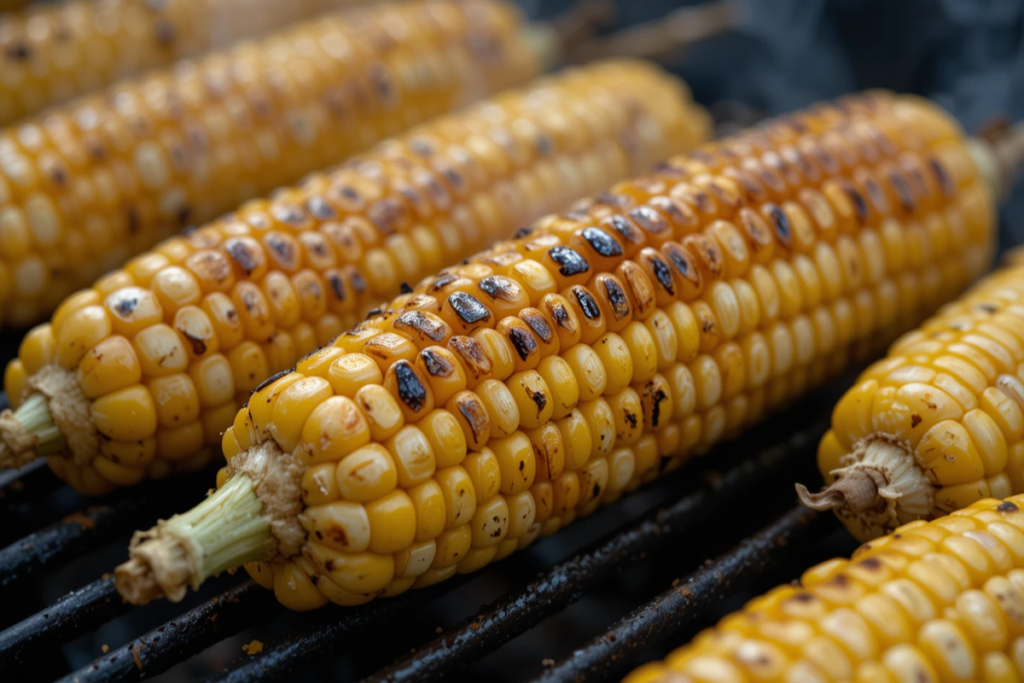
(527, 0), (1024, 248)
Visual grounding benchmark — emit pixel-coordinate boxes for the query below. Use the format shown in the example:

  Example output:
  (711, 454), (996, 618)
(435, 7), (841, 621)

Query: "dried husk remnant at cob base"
(801, 250), (1024, 541)
(116, 92), (996, 609)
(622, 494), (1024, 683)
(0, 60), (709, 494)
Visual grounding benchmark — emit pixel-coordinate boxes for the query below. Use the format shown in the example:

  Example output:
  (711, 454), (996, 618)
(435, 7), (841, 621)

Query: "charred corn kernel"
(805, 254), (1024, 541)
(0, 0), (371, 126)
(0, 0), (551, 329)
(115, 92), (998, 610)
(8, 58), (709, 490)
(624, 495), (1024, 683)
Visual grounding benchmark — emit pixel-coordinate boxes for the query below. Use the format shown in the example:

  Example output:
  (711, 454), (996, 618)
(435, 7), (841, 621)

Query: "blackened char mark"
(478, 276), (520, 302)
(603, 278), (630, 320)
(393, 361), (428, 413)
(581, 227), (623, 258)
(547, 246), (590, 277)
(572, 287), (601, 320)
(766, 204), (792, 247)
(448, 292), (491, 325)
(649, 255), (674, 295)
(420, 348), (454, 377)
(395, 310), (448, 341)
(521, 310), (553, 343)
(507, 326), (538, 361)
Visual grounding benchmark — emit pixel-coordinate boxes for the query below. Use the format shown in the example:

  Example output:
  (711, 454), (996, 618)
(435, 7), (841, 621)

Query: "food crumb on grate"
(102, 645), (109, 653)
(542, 659), (555, 667)
(242, 640), (264, 655)
(63, 512), (96, 529)
(435, 626), (443, 633)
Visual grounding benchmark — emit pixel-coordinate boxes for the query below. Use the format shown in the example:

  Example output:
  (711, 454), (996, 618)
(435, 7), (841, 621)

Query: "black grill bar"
(55, 581), (278, 683)
(0, 578), (130, 676)
(0, 468), (216, 594)
(205, 577), (471, 683)
(360, 418), (826, 683)
(528, 506), (829, 683)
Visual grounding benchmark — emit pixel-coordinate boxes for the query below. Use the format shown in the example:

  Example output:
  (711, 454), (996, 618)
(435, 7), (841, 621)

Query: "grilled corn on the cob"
(0, 60), (710, 493)
(112, 92), (997, 609)
(0, 0), (542, 329)
(0, 0), (366, 126)
(624, 495), (1024, 683)
(800, 251), (1024, 541)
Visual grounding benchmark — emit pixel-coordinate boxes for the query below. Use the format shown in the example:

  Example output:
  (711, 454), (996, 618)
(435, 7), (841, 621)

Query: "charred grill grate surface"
(0, 374), (848, 683)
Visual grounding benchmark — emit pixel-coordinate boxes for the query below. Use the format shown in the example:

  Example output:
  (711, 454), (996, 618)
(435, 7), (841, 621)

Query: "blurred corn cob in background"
(800, 247), (1024, 541)
(0, 0), (544, 329)
(623, 494), (1024, 683)
(0, 0), (372, 126)
(0, 59), (710, 493)
(111, 93), (997, 609)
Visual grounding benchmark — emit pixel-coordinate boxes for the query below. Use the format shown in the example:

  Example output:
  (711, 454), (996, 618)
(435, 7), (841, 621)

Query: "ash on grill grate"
(359, 415), (826, 683)
(527, 507), (834, 683)
(0, 373), (849, 683)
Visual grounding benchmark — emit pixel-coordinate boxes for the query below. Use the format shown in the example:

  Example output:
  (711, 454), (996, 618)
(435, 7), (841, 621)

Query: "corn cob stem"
(796, 465), (884, 512)
(0, 365), (92, 469)
(566, 0), (739, 64)
(116, 441), (302, 604)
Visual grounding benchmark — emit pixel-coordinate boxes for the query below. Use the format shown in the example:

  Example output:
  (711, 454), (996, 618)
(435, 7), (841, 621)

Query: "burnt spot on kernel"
(513, 226), (533, 239)
(420, 348), (455, 378)
(648, 254), (675, 295)
(456, 394), (490, 443)
(765, 204), (792, 247)
(350, 272), (367, 295)
(998, 501), (1020, 513)
(225, 239), (260, 275)
(393, 361), (428, 413)
(857, 557), (882, 570)
(367, 198), (406, 234)
(547, 301), (575, 334)
(478, 276), (520, 302)
(180, 329), (207, 356)
(521, 310), (553, 344)
(112, 295), (139, 317)
(252, 369), (293, 396)
(507, 326), (538, 361)
(663, 243), (701, 288)
(548, 246), (590, 277)
(582, 227), (624, 258)
(603, 278), (630, 320)
(327, 273), (346, 302)
(399, 282), (413, 295)
(448, 292), (491, 325)
(629, 205), (669, 235)
(645, 382), (668, 428)
(431, 273), (459, 291)
(266, 234), (296, 265)
(888, 168), (916, 213)
(572, 286), (602, 320)
(595, 191), (634, 210)
(604, 215), (644, 246)
(449, 336), (492, 379)
(395, 311), (448, 341)
(6, 42), (30, 60)
(524, 384), (547, 412)
(929, 157), (956, 197)
(842, 182), (870, 223)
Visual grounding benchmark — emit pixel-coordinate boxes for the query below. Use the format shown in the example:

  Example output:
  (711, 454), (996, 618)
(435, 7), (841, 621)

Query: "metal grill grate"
(0, 360), (858, 683)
